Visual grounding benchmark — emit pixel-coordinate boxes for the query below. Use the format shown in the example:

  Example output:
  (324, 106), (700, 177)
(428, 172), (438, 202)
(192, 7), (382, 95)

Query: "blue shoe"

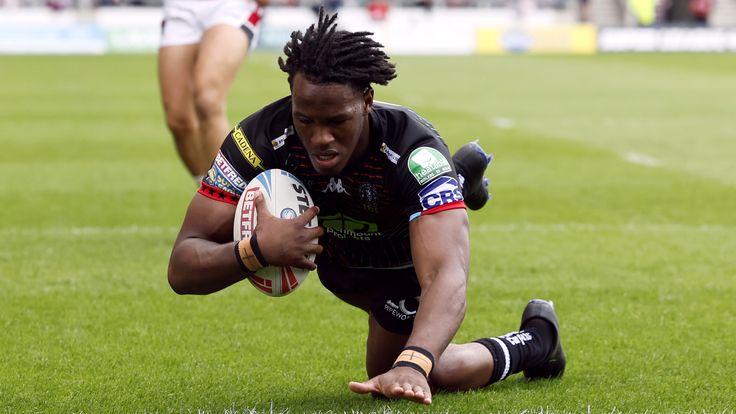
(452, 140), (492, 210)
(520, 299), (566, 379)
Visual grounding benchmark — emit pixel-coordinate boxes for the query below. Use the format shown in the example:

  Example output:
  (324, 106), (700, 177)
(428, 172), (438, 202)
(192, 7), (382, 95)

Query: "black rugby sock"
(474, 322), (554, 386)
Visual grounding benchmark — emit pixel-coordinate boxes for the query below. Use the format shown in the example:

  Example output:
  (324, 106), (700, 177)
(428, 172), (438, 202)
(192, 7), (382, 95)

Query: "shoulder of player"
(372, 101), (448, 164)
(238, 95), (292, 140)
(373, 99), (438, 132)
(226, 96), (293, 163)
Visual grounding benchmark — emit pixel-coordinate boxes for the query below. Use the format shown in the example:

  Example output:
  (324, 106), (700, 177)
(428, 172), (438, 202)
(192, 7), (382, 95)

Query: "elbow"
(167, 257), (193, 295)
(167, 241), (202, 295)
(168, 270), (188, 295)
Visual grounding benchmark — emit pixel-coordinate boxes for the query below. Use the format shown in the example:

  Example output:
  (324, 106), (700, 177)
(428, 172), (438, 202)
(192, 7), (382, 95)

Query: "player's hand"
(348, 366), (432, 405)
(252, 192), (323, 270)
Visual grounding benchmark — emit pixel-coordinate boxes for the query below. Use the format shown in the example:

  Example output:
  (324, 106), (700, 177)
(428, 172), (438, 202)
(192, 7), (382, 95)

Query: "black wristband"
(249, 233), (268, 268)
(392, 360), (429, 378)
(233, 241), (249, 273)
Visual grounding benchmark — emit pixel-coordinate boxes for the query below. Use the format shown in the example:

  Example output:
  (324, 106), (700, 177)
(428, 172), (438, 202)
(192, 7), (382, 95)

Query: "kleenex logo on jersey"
(419, 176), (462, 210)
(408, 147), (451, 185)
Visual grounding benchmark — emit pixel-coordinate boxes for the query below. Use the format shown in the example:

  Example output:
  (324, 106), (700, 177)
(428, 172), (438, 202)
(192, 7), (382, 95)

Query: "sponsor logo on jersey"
(205, 160), (242, 195)
(418, 176), (463, 211)
(206, 170), (237, 194)
(271, 126), (291, 150)
(205, 166), (230, 192)
(321, 212), (380, 241)
(232, 127), (263, 170)
(408, 147), (451, 185)
(212, 152), (247, 192)
(322, 177), (350, 195)
(380, 142), (400, 164)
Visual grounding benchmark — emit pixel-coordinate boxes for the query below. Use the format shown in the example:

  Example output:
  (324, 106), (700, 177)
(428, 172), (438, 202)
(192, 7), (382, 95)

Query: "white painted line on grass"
(2, 223), (731, 238)
(473, 223), (732, 233)
(489, 117), (515, 129)
(0, 226), (179, 237)
(624, 152), (661, 167)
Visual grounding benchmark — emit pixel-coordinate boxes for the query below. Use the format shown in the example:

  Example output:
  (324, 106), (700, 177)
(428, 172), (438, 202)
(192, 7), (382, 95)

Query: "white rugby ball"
(233, 169), (318, 296)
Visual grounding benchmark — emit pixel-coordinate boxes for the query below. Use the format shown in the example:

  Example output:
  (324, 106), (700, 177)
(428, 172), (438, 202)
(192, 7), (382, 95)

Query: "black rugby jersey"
(200, 96), (466, 269)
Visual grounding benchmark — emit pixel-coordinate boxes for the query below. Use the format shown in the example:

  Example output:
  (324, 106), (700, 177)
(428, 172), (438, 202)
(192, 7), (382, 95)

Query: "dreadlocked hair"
(278, 7), (396, 91)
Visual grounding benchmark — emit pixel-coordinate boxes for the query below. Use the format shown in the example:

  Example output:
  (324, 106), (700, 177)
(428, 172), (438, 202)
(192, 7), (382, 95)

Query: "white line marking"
(0, 226), (179, 237)
(489, 117), (515, 129)
(624, 152), (661, 167)
(0, 223), (731, 238)
(472, 223), (732, 233)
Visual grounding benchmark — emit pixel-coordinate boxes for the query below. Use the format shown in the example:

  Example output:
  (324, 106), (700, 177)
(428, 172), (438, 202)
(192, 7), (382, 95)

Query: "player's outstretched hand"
(252, 192), (323, 270)
(348, 366), (432, 405)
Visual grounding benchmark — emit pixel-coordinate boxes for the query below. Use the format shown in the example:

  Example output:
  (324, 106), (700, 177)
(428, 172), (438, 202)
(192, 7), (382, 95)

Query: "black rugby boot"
(452, 140), (492, 210)
(520, 299), (567, 379)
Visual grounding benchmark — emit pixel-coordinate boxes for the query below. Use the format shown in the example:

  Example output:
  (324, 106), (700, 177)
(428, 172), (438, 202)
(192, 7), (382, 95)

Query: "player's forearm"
(168, 238), (247, 295)
(407, 271), (467, 359)
(406, 209), (470, 360)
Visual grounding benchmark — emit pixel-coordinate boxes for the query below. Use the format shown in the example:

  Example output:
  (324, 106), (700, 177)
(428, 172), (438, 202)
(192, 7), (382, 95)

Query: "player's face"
(291, 72), (372, 176)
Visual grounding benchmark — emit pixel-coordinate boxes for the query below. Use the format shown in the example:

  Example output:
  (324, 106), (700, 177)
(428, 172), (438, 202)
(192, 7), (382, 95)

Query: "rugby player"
(168, 9), (565, 405)
(158, 0), (269, 182)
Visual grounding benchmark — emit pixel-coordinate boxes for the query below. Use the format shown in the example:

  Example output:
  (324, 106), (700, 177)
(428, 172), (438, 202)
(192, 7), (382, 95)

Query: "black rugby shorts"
(317, 261), (421, 335)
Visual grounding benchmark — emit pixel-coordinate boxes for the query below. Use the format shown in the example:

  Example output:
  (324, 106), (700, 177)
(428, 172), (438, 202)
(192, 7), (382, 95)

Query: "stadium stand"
(2, 0), (734, 28)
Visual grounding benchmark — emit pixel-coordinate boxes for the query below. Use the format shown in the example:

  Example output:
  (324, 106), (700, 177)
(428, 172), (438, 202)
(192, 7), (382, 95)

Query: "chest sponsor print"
(320, 212), (380, 241)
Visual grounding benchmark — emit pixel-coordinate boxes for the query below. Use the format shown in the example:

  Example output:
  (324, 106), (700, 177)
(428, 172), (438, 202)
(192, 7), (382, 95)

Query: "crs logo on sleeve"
(418, 176), (463, 211)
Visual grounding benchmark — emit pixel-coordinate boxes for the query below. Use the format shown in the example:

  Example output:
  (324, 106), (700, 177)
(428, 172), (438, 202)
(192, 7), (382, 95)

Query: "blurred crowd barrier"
(1, 0), (734, 27)
(0, 0), (735, 54)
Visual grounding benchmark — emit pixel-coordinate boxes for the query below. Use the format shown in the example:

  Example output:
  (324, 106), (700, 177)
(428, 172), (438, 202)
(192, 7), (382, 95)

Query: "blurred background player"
(158, 0), (269, 183)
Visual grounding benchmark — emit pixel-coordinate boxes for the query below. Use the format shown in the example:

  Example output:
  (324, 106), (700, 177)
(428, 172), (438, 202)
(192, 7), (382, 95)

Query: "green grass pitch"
(1, 52), (735, 413)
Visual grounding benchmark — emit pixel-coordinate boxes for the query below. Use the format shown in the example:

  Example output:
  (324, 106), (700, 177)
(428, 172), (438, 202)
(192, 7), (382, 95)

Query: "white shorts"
(160, 0), (263, 48)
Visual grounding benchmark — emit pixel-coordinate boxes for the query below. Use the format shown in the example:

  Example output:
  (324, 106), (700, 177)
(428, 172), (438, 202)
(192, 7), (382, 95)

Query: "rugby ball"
(233, 169), (318, 296)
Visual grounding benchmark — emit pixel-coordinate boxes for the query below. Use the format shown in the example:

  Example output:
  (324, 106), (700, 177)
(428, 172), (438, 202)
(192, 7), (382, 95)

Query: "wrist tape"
(234, 234), (268, 273)
(392, 346), (435, 378)
(249, 233), (268, 269)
